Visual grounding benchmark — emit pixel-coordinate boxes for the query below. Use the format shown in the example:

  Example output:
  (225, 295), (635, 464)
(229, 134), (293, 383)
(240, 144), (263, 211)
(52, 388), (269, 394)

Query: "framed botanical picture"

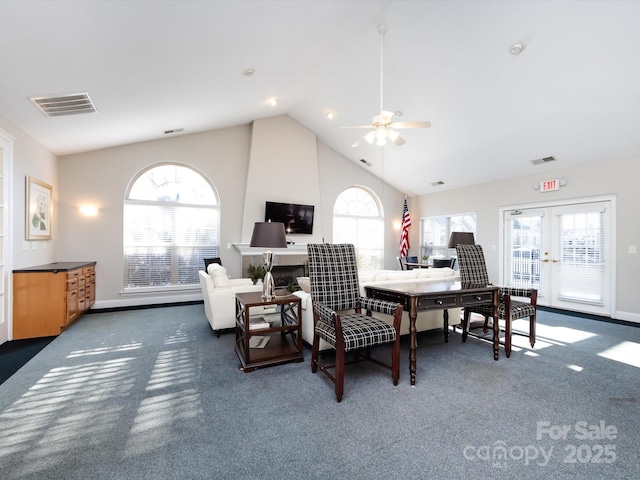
(26, 176), (52, 240)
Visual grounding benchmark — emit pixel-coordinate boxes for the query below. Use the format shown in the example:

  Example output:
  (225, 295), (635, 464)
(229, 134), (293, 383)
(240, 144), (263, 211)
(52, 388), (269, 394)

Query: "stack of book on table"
(248, 317), (270, 330)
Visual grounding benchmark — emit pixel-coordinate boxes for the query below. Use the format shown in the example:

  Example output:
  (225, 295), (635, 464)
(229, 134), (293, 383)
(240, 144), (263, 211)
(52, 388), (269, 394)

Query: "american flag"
(399, 197), (411, 257)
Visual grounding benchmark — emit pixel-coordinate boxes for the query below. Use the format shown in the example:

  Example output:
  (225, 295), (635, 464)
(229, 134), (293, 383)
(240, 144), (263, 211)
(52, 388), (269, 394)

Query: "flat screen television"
(265, 201), (314, 234)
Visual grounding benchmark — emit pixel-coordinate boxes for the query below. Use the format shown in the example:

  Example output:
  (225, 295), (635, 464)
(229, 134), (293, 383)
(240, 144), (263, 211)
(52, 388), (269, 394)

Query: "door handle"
(541, 259), (560, 263)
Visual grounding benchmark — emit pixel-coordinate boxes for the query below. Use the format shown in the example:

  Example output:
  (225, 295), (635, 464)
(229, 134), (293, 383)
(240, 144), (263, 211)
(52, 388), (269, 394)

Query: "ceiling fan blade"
(389, 121), (431, 129)
(392, 134), (406, 146)
(340, 125), (376, 129)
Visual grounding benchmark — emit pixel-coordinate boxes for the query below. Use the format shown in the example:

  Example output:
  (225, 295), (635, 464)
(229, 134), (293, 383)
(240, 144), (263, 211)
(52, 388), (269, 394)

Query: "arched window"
(124, 163), (220, 291)
(333, 186), (384, 271)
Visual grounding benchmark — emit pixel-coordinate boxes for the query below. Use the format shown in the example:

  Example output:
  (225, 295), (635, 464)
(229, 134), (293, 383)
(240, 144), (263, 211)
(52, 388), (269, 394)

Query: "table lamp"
(249, 221), (287, 300)
(447, 232), (475, 248)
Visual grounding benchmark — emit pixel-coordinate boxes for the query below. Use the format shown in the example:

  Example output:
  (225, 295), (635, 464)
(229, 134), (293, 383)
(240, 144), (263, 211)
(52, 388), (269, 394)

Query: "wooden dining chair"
(455, 244), (537, 357)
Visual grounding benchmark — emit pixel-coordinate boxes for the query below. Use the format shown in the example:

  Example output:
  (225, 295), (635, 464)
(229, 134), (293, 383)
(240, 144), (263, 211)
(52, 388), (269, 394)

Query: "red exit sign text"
(540, 179), (560, 192)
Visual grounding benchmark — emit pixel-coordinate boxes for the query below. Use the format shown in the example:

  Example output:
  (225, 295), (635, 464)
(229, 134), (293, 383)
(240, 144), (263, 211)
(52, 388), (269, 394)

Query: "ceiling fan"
(343, 24), (431, 147)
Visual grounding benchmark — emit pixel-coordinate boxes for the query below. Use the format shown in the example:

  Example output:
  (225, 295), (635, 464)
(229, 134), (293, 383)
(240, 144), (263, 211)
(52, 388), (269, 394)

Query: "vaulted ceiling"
(1, 1), (639, 195)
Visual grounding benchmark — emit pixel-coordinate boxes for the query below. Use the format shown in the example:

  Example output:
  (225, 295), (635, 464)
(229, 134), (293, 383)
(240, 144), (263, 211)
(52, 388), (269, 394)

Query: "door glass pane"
(506, 214), (542, 289)
(557, 210), (605, 305)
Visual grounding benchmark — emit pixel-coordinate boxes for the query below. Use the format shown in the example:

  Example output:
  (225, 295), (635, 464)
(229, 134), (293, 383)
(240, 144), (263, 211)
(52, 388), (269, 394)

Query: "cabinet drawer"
(83, 265), (95, 275)
(461, 292), (494, 306)
(67, 277), (78, 291)
(417, 295), (458, 310)
(78, 275), (86, 287)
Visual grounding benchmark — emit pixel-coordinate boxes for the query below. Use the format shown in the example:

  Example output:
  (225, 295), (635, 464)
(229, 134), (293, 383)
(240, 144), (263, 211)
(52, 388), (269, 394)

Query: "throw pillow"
(208, 263), (230, 287)
(297, 276), (311, 293)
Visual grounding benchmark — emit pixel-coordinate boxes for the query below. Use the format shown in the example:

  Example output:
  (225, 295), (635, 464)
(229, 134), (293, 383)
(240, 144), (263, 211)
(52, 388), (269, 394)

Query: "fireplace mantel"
(233, 243), (308, 256)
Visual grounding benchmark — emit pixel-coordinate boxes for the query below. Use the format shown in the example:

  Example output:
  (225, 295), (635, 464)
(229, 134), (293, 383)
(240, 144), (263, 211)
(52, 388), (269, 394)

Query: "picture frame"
(25, 176), (52, 240)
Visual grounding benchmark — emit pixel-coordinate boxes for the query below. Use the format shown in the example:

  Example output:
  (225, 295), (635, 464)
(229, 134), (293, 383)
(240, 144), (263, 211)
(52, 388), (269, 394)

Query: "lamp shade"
(249, 222), (287, 248)
(447, 232), (475, 248)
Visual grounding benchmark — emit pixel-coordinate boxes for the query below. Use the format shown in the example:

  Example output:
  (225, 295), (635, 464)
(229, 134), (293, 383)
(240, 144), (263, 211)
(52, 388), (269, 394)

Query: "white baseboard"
(93, 292), (203, 310)
(614, 311), (640, 324)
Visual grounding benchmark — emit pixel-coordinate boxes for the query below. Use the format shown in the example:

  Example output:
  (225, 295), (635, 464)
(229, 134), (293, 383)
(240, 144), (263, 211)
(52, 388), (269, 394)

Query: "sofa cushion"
(416, 267), (454, 279)
(208, 263), (230, 287)
(374, 270), (416, 281)
(297, 276), (311, 293)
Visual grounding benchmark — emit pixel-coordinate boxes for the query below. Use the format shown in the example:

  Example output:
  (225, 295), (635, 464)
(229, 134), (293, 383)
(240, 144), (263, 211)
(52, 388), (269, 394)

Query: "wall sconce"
(79, 205), (99, 217)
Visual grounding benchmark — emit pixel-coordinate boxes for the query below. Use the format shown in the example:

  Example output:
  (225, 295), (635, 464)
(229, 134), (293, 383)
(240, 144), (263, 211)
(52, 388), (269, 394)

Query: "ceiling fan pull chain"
(378, 24), (386, 113)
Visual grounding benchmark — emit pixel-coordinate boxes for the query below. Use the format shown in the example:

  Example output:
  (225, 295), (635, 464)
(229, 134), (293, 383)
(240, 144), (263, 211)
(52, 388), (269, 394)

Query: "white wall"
(415, 153), (640, 320)
(58, 124), (252, 308)
(58, 115), (406, 309)
(242, 115), (324, 243)
(0, 115), (58, 269)
(6, 110), (640, 319)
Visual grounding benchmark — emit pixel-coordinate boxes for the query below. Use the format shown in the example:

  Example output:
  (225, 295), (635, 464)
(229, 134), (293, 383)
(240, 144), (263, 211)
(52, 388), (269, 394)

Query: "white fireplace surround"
(233, 243), (308, 256)
(233, 243), (309, 277)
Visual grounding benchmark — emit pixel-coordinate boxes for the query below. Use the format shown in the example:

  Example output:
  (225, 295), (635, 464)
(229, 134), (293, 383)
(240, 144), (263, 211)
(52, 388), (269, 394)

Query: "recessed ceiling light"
(509, 43), (526, 55)
(326, 112), (334, 120)
(268, 98), (278, 106)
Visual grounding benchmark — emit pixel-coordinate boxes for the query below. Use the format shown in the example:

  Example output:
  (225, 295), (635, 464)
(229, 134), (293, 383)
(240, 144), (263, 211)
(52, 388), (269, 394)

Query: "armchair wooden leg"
(462, 309), (471, 342)
(335, 346), (345, 403)
(529, 314), (536, 348)
(391, 338), (400, 386)
(311, 333), (320, 373)
(504, 315), (512, 358)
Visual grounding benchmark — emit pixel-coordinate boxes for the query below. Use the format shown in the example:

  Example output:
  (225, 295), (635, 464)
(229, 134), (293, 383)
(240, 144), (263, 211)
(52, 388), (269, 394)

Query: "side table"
(235, 290), (303, 372)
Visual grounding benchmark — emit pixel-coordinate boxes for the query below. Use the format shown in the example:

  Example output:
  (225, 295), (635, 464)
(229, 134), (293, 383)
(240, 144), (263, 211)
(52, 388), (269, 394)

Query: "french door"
(502, 198), (614, 316)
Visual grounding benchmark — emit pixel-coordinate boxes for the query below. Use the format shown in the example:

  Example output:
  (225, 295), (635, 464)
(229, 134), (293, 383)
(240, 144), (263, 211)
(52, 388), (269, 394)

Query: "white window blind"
(556, 206), (606, 305)
(333, 187), (384, 271)
(124, 164), (219, 291)
(421, 213), (476, 262)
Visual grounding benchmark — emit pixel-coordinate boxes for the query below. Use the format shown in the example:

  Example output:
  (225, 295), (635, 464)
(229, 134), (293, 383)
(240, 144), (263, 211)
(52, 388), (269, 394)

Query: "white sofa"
(199, 264), (268, 336)
(293, 267), (461, 350)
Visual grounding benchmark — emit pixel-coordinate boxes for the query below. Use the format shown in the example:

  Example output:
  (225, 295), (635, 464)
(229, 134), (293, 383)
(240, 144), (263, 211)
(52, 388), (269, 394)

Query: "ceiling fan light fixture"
(364, 131), (376, 144)
(343, 23), (431, 148)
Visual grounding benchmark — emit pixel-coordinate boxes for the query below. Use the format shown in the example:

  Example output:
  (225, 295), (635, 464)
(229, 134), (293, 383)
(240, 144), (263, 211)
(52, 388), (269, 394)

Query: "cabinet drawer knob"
(435, 299), (443, 305)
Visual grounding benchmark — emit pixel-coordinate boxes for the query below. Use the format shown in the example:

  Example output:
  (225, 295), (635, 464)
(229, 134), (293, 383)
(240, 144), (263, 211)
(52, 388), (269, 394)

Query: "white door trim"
(499, 195), (616, 317)
(0, 129), (14, 344)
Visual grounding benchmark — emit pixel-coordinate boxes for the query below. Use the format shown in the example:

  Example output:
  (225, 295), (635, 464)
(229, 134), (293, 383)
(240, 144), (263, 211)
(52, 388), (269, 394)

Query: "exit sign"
(540, 179), (560, 192)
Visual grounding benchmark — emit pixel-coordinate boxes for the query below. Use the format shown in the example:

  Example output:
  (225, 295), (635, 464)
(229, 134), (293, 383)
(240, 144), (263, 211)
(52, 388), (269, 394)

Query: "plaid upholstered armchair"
(307, 244), (403, 402)
(456, 244), (537, 357)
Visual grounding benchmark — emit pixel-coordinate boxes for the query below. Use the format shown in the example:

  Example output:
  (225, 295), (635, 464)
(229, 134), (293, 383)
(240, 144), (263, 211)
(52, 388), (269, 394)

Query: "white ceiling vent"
(430, 180), (445, 187)
(30, 93), (97, 117)
(530, 155), (556, 166)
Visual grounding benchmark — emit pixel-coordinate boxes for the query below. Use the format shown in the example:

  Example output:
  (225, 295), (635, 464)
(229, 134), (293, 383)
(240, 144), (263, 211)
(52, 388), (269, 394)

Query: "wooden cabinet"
(13, 262), (96, 340)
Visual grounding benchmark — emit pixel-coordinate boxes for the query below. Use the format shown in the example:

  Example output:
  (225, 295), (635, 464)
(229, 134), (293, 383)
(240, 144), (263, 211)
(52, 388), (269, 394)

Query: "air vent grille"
(30, 93), (97, 117)
(359, 158), (372, 167)
(531, 156), (556, 165)
(430, 180), (445, 186)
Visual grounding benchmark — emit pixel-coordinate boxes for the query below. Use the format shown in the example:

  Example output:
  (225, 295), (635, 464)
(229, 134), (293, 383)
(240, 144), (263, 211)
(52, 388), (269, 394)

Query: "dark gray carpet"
(0, 305), (638, 479)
